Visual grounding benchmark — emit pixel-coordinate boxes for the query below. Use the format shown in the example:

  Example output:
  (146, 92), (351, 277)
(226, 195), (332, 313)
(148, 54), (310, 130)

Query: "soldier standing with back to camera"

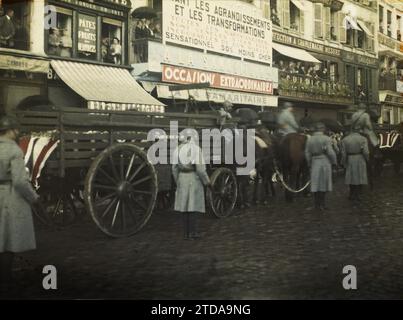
(305, 122), (337, 211)
(340, 126), (370, 203)
(0, 116), (39, 297)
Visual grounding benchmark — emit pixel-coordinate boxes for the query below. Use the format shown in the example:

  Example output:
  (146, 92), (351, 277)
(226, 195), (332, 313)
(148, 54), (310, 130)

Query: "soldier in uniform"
(340, 127), (370, 202)
(276, 102), (299, 136)
(0, 116), (38, 295)
(172, 129), (211, 240)
(305, 122), (337, 210)
(351, 102), (379, 147)
(0, 9), (15, 48)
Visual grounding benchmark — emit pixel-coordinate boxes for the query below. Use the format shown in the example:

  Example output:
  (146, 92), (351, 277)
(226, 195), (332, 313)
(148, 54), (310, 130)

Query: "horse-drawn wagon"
(16, 106), (240, 237)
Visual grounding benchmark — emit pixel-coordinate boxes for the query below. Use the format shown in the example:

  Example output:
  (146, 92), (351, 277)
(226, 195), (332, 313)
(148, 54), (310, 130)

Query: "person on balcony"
(351, 103), (379, 147)
(271, 8), (280, 26)
(0, 9), (15, 48)
(153, 23), (162, 39)
(110, 37), (122, 65)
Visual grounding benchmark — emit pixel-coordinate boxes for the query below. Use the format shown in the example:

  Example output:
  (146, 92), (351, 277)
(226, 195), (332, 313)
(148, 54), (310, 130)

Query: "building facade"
(0, 0), (163, 116)
(261, 0), (379, 123)
(130, 0), (279, 112)
(378, 0), (403, 125)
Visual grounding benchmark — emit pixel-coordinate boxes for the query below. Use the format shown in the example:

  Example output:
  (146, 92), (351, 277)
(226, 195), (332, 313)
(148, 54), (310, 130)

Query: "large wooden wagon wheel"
(84, 143), (158, 237)
(207, 167), (237, 218)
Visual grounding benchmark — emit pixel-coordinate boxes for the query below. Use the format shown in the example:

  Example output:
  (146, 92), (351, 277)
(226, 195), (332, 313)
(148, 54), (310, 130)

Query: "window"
(0, 0), (31, 50)
(397, 16), (401, 40)
(357, 68), (363, 86)
(102, 18), (122, 65)
(270, 0), (280, 26)
(379, 5), (384, 32)
(329, 62), (338, 82)
(46, 6), (73, 57)
(314, 3), (323, 38)
(261, 0), (270, 19)
(387, 10), (392, 37)
(289, 0), (304, 34)
(77, 13), (97, 60)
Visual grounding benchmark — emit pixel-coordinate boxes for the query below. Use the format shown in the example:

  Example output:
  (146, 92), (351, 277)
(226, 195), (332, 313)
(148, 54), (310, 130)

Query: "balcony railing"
(379, 75), (397, 91)
(278, 71), (354, 104)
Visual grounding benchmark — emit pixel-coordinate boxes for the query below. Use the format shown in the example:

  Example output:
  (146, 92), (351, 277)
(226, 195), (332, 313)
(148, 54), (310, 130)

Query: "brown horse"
(277, 133), (309, 202)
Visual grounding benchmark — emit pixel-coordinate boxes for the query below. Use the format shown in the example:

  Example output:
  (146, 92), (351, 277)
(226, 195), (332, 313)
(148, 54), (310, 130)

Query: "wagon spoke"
(93, 184), (116, 191)
(128, 162), (147, 182)
(130, 194), (148, 211)
(98, 167), (117, 185)
(111, 200), (121, 228)
(109, 155), (120, 181)
(119, 154), (125, 180)
(124, 199), (140, 224)
(131, 175), (152, 187)
(100, 197), (118, 219)
(94, 192), (116, 205)
(121, 201), (126, 231)
(125, 153), (137, 179)
(131, 189), (153, 195)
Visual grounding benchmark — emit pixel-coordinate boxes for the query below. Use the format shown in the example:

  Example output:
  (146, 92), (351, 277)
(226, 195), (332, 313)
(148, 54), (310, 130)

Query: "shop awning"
(272, 43), (320, 63)
(140, 82), (278, 108)
(291, 0), (305, 11)
(357, 20), (373, 37)
(51, 61), (165, 111)
(0, 54), (49, 73)
(345, 16), (362, 31)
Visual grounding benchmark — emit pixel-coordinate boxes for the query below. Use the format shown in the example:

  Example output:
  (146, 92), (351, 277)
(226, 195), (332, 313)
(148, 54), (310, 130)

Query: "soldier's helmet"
(223, 100), (233, 110)
(357, 102), (367, 110)
(314, 122), (326, 132)
(281, 101), (294, 110)
(0, 116), (20, 132)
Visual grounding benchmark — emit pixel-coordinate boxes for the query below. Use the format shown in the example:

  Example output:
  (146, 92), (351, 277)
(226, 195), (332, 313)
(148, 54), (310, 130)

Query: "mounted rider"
(351, 102), (379, 147)
(277, 102), (300, 137)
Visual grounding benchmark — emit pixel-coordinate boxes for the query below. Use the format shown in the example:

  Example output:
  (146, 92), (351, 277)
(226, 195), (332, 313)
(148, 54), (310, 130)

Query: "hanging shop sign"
(162, 0), (272, 65)
(78, 14), (97, 53)
(156, 84), (278, 107)
(162, 64), (274, 95)
(0, 55), (49, 73)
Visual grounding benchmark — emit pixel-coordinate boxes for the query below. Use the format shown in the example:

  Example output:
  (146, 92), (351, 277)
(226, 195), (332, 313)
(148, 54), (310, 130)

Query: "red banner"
(162, 65), (273, 95)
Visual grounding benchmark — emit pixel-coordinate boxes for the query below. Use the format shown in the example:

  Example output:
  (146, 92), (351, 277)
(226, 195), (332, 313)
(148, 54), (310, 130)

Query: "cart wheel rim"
(84, 143), (158, 238)
(207, 167), (237, 218)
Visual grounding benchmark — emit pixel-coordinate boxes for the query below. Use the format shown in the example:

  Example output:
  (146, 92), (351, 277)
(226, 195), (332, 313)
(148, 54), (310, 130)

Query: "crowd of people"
(101, 37), (122, 65)
(133, 18), (162, 63)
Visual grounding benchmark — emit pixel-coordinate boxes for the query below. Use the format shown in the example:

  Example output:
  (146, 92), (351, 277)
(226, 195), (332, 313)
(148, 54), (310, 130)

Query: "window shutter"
(314, 3), (323, 38)
(262, 0), (270, 19)
(324, 6), (331, 39)
(283, 0), (290, 29)
(339, 12), (347, 43)
(299, 7), (305, 34)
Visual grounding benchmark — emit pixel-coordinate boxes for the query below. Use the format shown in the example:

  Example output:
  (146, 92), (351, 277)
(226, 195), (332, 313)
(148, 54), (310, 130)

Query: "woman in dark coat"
(0, 116), (38, 295)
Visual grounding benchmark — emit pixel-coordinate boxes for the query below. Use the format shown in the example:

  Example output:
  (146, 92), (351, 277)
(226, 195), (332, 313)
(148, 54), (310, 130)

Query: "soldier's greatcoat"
(351, 110), (379, 147)
(305, 132), (337, 192)
(0, 137), (38, 253)
(277, 108), (299, 136)
(340, 132), (369, 185)
(172, 140), (210, 213)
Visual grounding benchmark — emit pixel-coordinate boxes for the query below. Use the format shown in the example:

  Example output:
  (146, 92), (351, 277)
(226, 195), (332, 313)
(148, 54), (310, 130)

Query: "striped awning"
(50, 60), (165, 109)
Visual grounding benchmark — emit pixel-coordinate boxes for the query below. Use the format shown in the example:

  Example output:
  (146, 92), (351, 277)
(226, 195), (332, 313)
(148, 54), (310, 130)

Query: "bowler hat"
(0, 116), (20, 131)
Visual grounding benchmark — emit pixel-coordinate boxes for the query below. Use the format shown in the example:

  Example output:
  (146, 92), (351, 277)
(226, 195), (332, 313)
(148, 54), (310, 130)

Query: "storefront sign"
(273, 31), (341, 57)
(56, 0), (125, 17)
(88, 101), (165, 113)
(156, 85), (278, 107)
(78, 14), (97, 53)
(341, 51), (378, 67)
(0, 55), (49, 73)
(100, 0), (130, 7)
(162, 0), (272, 64)
(162, 65), (273, 95)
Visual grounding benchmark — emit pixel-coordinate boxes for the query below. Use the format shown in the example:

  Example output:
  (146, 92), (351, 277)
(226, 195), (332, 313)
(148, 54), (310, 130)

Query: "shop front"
(0, 52), (49, 115)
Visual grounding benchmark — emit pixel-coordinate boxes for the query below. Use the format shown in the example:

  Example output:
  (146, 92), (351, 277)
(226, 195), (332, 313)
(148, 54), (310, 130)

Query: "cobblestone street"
(10, 168), (403, 300)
